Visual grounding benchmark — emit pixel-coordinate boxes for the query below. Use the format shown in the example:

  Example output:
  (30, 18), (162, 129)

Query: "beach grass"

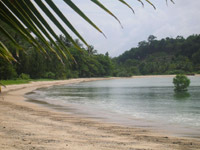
(1, 79), (55, 85)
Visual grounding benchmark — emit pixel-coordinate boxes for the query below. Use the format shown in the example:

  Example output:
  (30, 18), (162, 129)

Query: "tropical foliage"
(173, 74), (190, 91)
(0, 21), (113, 80)
(0, 0), (174, 63)
(1, 23), (200, 80)
(114, 35), (200, 76)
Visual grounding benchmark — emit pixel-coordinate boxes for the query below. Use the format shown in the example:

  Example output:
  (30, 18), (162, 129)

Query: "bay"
(26, 76), (200, 138)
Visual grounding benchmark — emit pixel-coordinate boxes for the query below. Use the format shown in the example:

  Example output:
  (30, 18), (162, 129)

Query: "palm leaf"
(19, 0), (67, 62)
(118, 0), (135, 14)
(0, 1), (49, 55)
(63, 0), (107, 38)
(137, 0), (144, 7)
(0, 41), (16, 62)
(24, 0), (74, 61)
(145, 0), (156, 9)
(166, 0), (175, 5)
(0, 0), (174, 63)
(3, 0), (49, 55)
(34, 0), (82, 51)
(12, 0), (67, 62)
(91, 0), (123, 28)
(45, 0), (89, 47)
(0, 24), (23, 57)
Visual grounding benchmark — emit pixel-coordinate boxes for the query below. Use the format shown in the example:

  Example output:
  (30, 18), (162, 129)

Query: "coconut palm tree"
(0, 0), (175, 63)
(87, 45), (97, 56)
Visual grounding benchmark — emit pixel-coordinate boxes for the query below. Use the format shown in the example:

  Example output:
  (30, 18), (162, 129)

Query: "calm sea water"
(26, 76), (200, 137)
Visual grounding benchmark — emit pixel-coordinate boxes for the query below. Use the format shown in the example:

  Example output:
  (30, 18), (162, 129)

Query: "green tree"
(114, 34), (200, 76)
(87, 45), (97, 56)
(173, 74), (190, 92)
(0, 60), (17, 80)
(148, 35), (157, 43)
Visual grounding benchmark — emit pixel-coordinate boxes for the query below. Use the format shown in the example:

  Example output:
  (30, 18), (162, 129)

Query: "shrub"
(19, 73), (30, 80)
(196, 70), (200, 74)
(117, 71), (132, 77)
(173, 74), (190, 92)
(43, 72), (55, 79)
(0, 62), (17, 80)
(167, 70), (185, 75)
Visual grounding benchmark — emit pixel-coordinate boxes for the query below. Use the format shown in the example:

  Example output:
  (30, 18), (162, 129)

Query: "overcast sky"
(41, 0), (200, 57)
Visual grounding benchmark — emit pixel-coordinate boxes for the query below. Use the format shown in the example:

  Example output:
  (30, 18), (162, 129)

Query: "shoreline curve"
(0, 77), (200, 150)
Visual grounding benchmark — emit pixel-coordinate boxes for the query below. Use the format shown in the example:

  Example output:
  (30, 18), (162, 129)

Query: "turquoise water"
(26, 76), (200, 137)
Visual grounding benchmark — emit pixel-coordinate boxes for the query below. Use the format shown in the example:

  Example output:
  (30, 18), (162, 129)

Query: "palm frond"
(0, 24), (23, 57)
(0, 0), (174, 62)
(137, 0), (144, 7)
(91, 0), (123, 28)
(0, 41), (16, 62)
(118, 0), (135, 14)
(145, 0), (156, 9)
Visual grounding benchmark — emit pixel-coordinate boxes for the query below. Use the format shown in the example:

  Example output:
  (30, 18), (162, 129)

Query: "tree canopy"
(113, 34), (200, 76)
(0, 21), (114, 80)
(173, 74), (190, 92)
(1, 22), (199, 80)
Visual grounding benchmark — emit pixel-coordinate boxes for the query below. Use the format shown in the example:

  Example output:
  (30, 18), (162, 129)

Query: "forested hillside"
(1, 20), (200, 80)
(113, 35), (200, 76)
(0, 21), (113, 80)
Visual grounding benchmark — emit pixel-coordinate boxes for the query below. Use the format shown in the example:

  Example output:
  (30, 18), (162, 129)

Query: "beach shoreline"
(0, 77), (200, 150)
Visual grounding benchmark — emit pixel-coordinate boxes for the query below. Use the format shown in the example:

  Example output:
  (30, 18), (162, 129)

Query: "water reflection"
(27, 77), (200, 135)
(174, 91), (191, 100)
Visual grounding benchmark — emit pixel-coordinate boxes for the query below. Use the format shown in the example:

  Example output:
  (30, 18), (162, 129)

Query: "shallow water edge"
(25, 76), (200, 139)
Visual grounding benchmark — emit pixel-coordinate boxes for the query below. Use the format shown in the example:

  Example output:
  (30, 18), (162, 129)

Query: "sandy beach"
(0, 77), (200, 150)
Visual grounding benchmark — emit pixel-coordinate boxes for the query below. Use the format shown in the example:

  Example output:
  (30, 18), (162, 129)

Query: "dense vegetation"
(173, 74), (190, 92)
(1, 0), (163, 62)
(114, 35), (200, 76)
(0, 21), (113, 80)
(0, 21), (200, 80)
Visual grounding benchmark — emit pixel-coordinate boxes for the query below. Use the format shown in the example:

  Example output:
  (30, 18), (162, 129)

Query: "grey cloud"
(54, 0), (200, 57)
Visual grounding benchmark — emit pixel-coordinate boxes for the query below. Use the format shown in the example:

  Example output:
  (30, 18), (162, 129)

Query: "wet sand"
(0, 77), (200, 150)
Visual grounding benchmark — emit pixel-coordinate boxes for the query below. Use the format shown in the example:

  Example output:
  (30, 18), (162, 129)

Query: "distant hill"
(113, 35), (200, 76)
(1, 19), (200, 79)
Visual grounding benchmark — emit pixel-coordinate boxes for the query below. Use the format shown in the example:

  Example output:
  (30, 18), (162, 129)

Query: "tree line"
(0, 20), (200, 80)
(0, 21), (113, 80)
(113, 35), (200, 76)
